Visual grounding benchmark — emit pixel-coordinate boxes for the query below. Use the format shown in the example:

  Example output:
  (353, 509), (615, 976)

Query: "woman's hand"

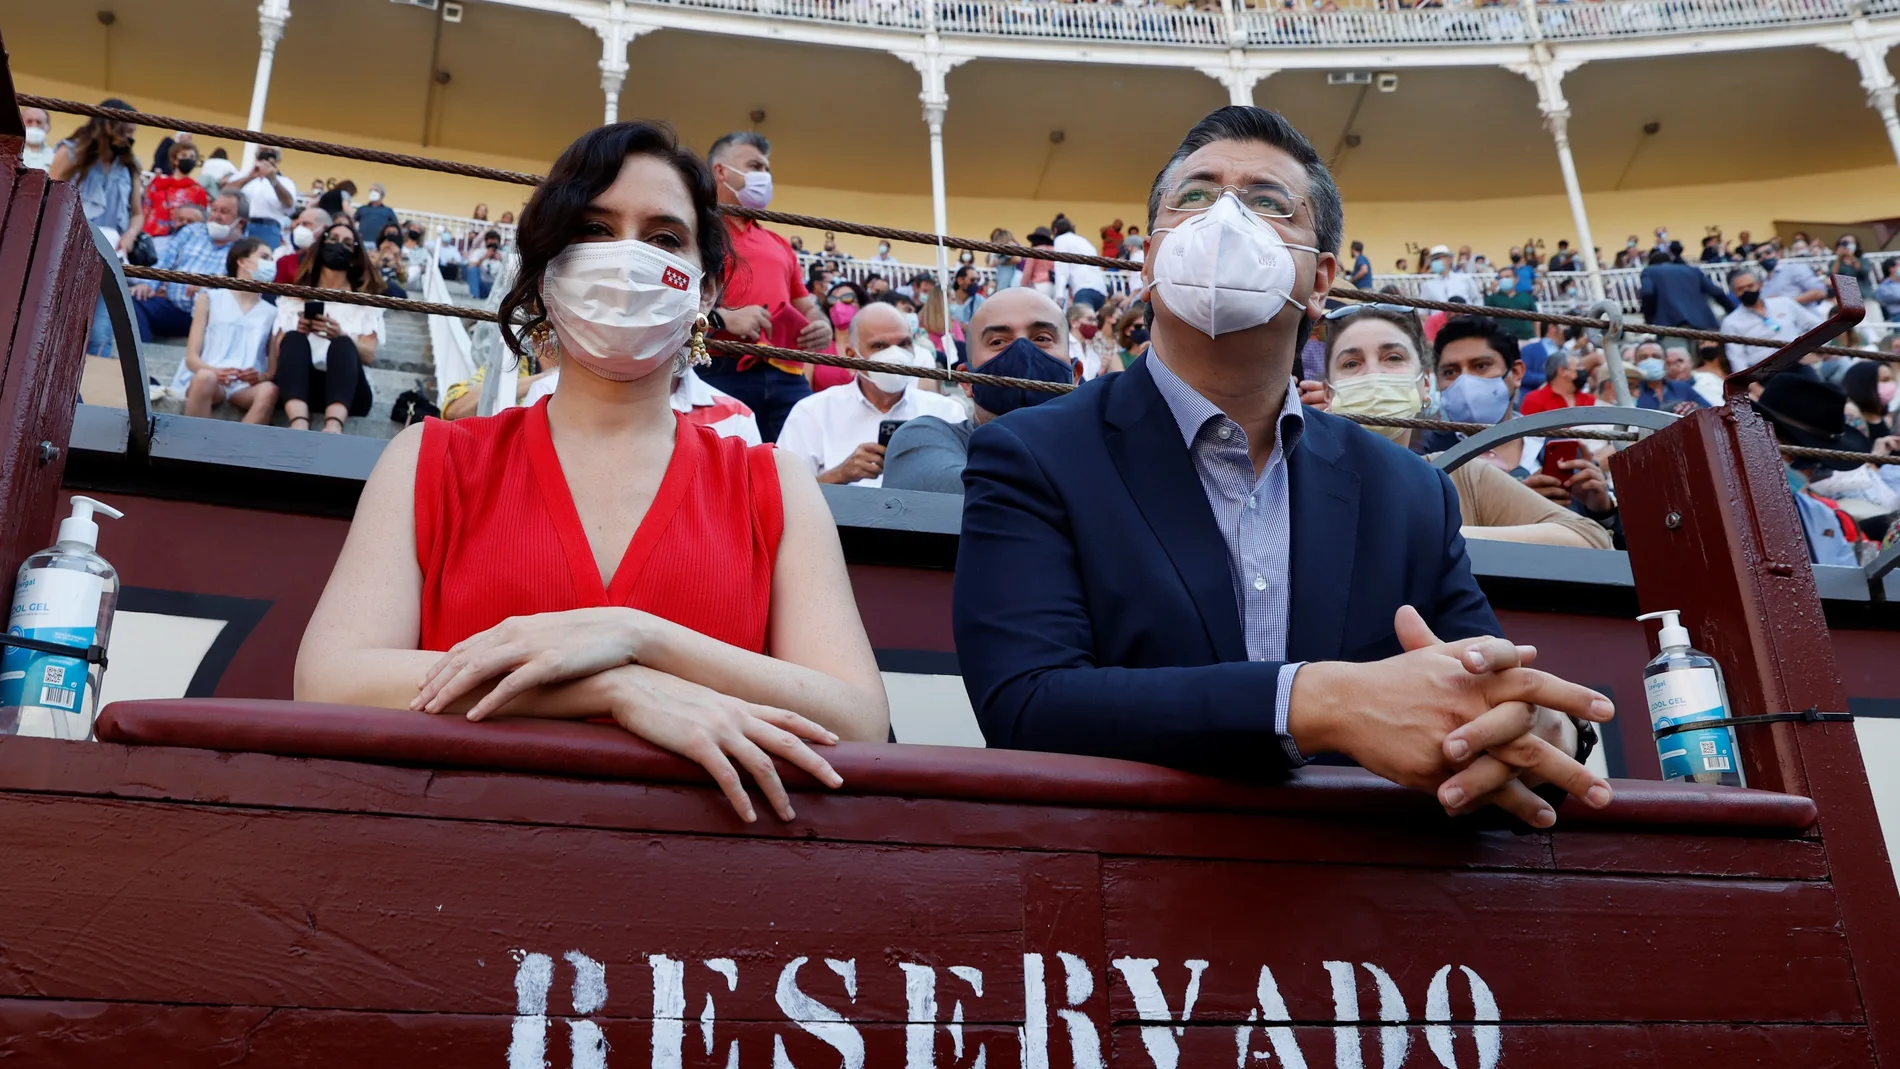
(413, 607), (648, 720)
(609, 666), (843, 822)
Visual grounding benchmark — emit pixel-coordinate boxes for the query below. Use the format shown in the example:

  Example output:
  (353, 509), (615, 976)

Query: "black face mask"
(406, 230), (423, 243)
(969, 338), (1074, 417)
(176, 158), (197, 175)
(1739, 289), (1762, 307)
(319, 242), (356, 271)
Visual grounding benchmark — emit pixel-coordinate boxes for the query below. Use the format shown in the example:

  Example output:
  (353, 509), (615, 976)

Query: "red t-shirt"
(274, 248), (307, 284)
(142, 174), (209, 237)
(1519, 385), (1598, 416)
(720, 218), (808, 318)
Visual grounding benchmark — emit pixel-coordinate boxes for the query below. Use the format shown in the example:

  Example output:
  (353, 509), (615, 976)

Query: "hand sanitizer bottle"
(0, 496), (125, 741)
(1638, 609), (1745, 787)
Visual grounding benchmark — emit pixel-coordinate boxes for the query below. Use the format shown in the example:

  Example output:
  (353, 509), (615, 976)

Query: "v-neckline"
(525, 399), (699, 604)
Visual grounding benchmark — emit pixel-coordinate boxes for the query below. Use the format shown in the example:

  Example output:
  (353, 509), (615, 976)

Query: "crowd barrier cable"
(116, 265), (1900, 466)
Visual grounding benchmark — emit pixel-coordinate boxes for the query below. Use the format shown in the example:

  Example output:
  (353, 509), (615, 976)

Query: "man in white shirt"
(1419, 244), (1481, 304)
(19, 107), (54, 171)
(1050, 216), (1108, 311)
(776, 302), (965, 487)
(229, 146), (296, 251)
(1721, 265), (1822, 372)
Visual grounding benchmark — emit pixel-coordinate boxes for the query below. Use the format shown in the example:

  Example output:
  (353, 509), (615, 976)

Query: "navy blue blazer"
(1639, 261), (1735, 329)
(953, 356), (1501, 777)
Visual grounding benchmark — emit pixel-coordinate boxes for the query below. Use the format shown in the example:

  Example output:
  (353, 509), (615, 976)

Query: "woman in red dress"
(297, 123), (889, 822)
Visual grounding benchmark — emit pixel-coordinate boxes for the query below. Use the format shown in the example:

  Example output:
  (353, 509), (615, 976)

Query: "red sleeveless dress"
(413, 398), (783, 653)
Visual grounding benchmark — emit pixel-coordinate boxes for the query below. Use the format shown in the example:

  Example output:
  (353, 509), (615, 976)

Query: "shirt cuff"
(1275, 661), (1307, 767)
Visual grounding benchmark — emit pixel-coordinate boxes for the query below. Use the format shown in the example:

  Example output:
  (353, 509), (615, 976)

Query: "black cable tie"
(0, 633), (108, 669)
(1654, 706), (1851, 739)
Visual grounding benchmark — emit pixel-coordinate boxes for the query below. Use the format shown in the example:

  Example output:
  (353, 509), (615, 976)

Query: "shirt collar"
(1147, 345), (1305, 454)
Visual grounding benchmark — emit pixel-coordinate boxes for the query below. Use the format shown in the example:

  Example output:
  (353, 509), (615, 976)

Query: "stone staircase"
(141, 282), (481, 440)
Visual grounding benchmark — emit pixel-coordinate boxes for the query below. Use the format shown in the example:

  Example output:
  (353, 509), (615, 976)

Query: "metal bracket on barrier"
(1584, 298), (1636, 412)
(1724, 274), (1864, 398)
(1431, 406), (1680, 473)
(87, 224), (153, 457)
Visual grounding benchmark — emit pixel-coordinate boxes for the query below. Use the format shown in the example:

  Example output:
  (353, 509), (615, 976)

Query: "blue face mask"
(1440, 373), (1512, 425)
(1637, 357), (1666, 382)
(969, 338), (1075, 417)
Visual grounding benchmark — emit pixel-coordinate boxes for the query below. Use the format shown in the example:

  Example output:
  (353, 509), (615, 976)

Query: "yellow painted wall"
(24, 70), (1900, 271)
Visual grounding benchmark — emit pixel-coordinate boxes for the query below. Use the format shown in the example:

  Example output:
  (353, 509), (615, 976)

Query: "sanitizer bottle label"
(1645, 666), (1736, 780)
(0, 568), (103, 716)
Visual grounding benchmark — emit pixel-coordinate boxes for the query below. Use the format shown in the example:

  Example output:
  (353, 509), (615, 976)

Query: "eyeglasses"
(1324, 303), (1416, 321)
(1160, 180), (1305, 219)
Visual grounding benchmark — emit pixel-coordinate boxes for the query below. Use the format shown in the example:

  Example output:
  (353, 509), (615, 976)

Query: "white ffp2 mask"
(542, 239), (703, 383)
(1150, 193), (1318, 337)
(863, 345), (923, 394)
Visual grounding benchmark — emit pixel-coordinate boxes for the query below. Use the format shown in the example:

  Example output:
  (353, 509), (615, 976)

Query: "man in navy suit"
(1639, 247), (1735, 331)
(954, 107), (1616, 828)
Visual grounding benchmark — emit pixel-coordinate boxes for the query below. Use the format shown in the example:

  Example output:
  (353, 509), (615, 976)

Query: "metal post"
(241, 0), (291, 171)
(1517, 49), (1604, 302)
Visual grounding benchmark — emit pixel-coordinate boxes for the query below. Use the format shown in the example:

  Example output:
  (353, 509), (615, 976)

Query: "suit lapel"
(1288, 415), (1360, 663)
(1105, 361), (1246, 663)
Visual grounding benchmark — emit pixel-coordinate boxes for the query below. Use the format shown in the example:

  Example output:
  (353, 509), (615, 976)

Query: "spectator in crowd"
(702, 130), (828, 443)
(298, 120), (887, 820)
(231, 146), (296, 250)
(822, 232), (850, 261)
(955, 107), (1611, 823)
(1700, 233), (1729, 264)
(498, 210), (515, 225)
(1348, 239), (1373, 288)
(18, 106), (53, 171)
(196, 147), (236, 196)
(1721, 265), (1822, 372)
(1629, 339), (1707, 414)
(1420, 245), (1480, 304)
(870, 240), (897, 264)
(990, 228), (1021, 290)
(1319, 307), (1610, 549)
(863, 273), (890, 299)
(1416, 313), (1522, 455)
(399, 224), (429, 286)
(467, 229), (504, 300)
(1690, 343), (1728, 406)
(775, 302), (964, 487)
(1484, 269), (1536, 340)
(272, 220), (384, 432)
(471, 202), (489, 224)
(1843, 359), (1896, 440)
(354, 183), (395, 245)
(1508, 248), (1538, 293)
(141, 141), (211, 249)
(171, 236), (279, 423)
(1066, 299), (1122, 380)
(316, 179), (357, 220)
(442, 347), (558, 421)
(149, 131), (191, 176)
(1520, 349), (1596, 416)
(1518, 320), (1564, 391)
(1638, 246), (1734, 332)
(274, 205), (332, 283)
(1051, 215), (1107, 310)
(908, 271), (938, 307)
(1113, 300), (1151, 364)
(1100, 218), (1125, 258)
(1757, 241), (1829, 307)
(1546, 240), (1578, 272)
(1019, 228), (1056, 296)
(950, 264), (985, 327)
(1124, 229), (1146, 264)
(129, 189), (250, 342)
(884, 288), (1073, 495)
(49, 99), (144, 260)
(434, 227), (465, 281)
(1874, 258), (1900, 320)
(373, 235), (410, 299)
(812, 280), (864, 392)
(1759, 372), (1871, 566)
(1831, 234), (1876, 295)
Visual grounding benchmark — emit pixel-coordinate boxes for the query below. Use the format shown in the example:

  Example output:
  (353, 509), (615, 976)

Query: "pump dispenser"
(1638, 609), (1744, 787)
(0, 496), (124, 740)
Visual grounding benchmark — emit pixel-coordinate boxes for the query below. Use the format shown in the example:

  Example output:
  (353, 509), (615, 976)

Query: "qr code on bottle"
(1699, 739), (1719, 756)
(41, 665), (65, 687)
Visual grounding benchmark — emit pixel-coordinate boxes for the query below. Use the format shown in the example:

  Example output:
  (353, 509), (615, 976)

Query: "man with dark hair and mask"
(1721, 265), (1822, 373)
(882, 288), (1075, 495)
(954, 106), (1615, 830)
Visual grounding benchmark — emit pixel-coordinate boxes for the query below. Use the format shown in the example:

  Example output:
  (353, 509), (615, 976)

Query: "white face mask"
(542, 239), (703, 383)
(368, 189), (383, 203)
(205, 220), (234, 242)
(1328, 371), (1426, 441)
(725, 169), (774, 210)
(863, 344), (921, 394)
(1150, 193), (1318, 338)
(249, 258), (275, 281)
(23, 126), (45, 147)
(292, 225), (316, 250)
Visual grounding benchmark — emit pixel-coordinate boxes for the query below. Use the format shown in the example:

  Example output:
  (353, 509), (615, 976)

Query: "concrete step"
(140, 341), (431, 441)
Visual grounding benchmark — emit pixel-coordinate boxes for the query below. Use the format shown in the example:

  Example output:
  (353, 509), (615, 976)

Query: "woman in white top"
(175, 237), (280, 423)
(272, 220), (386, 432)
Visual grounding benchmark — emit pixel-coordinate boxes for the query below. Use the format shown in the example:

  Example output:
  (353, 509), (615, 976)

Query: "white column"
(241, 0), (291, 170)
(1198, 56), (1271, 107)
(1511, 53), (1604, 301)
(581, 4), (651, 126)
(907, 46), (969, 299)
(1824, 29), (1900, 170)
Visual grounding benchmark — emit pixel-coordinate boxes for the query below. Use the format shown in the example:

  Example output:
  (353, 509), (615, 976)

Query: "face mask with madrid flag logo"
(541, 239), (703, 382)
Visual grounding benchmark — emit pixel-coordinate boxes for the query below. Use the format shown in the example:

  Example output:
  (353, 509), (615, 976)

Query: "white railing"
(1368, 254), (1866, 315)
(801, 253), (1140, 296)
(392, 208), (517, 247)
(621, 0), (1876, 47)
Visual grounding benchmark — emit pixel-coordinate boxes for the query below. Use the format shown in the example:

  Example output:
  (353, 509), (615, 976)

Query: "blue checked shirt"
(154, 223), (239, 309)
(1148, 353), (1308, 765)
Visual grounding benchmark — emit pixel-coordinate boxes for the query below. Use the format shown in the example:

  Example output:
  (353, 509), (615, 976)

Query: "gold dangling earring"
(690, 313), (711, 367)
(529, 321), (559, 366)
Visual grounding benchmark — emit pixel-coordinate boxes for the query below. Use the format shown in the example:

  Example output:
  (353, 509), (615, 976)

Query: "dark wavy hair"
(295, 220), (385, 295)
(66, 97), (140, 174)
(498, 121), (727, 357)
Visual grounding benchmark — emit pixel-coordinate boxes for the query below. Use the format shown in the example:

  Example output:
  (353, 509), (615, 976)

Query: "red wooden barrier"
(0, 698), (1861, 1066)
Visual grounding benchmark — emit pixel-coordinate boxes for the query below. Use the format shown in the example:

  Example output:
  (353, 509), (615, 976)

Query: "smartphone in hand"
(878, 419), (906, 447)
(1541, 439), (1584, 481)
